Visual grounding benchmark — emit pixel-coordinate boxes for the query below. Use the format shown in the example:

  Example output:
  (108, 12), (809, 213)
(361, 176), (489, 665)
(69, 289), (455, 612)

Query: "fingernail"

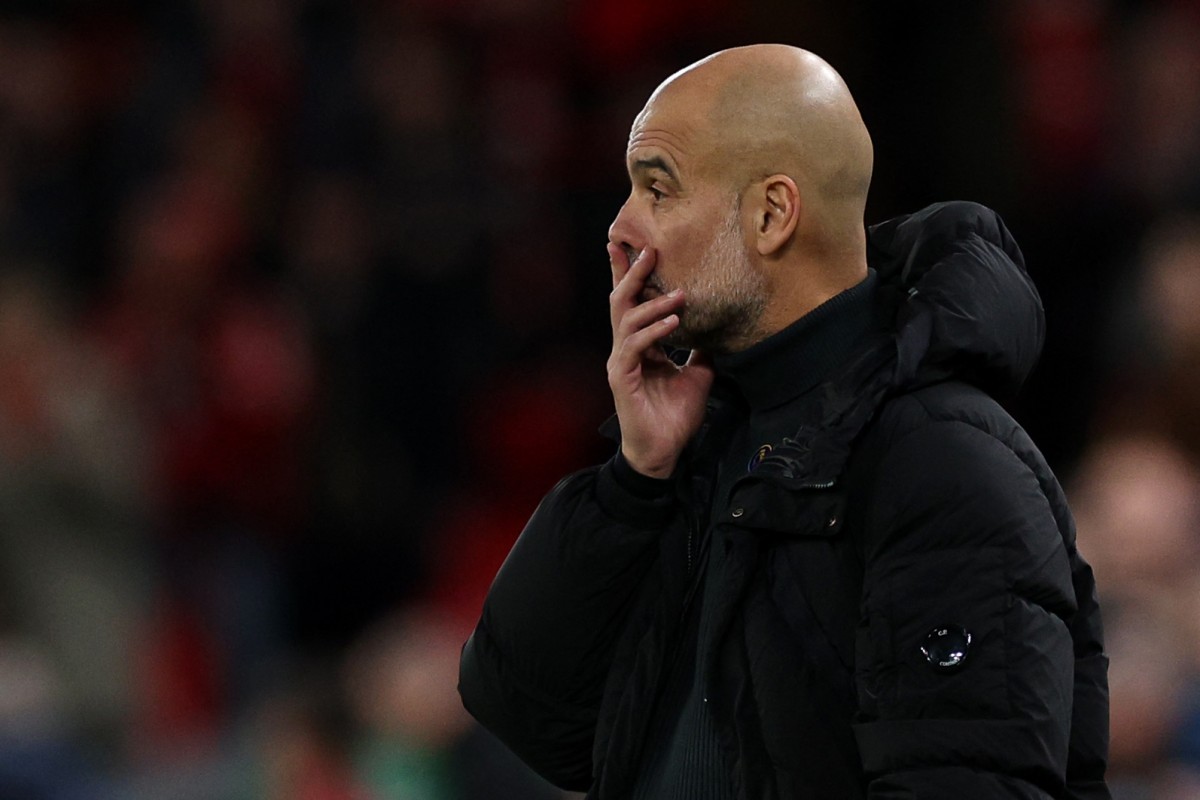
(667, 289), (681, 298)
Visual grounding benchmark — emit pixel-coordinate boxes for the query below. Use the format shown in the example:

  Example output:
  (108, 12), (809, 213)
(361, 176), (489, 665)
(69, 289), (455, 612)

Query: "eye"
(649, 186), (665, 202)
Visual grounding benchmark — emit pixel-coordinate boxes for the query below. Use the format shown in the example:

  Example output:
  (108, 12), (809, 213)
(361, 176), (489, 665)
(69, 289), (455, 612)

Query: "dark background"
(0, 1), (1198, 798)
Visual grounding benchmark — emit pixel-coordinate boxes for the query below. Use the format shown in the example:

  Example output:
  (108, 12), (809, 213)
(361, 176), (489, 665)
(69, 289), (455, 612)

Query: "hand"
(606, 244), (715, 479)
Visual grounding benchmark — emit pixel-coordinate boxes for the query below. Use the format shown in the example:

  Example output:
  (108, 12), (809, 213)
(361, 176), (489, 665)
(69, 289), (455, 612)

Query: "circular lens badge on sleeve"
(920, 625), (972, 672)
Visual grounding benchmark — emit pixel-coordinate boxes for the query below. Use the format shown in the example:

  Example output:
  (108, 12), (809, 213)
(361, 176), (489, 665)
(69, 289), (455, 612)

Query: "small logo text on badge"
(748, 443), (773, 472)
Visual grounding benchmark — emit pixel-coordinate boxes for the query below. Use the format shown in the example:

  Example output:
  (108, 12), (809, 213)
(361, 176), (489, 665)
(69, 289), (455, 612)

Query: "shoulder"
(847, 380), (1065, 554)
(861, 380), (1027, 461)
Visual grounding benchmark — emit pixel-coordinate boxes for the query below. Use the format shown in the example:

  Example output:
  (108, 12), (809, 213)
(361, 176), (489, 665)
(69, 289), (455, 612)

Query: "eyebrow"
(630, 156), (679, 183)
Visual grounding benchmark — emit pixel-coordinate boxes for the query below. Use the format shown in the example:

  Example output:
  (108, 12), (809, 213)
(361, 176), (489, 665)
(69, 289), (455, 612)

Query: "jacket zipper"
(681, 486), (700, 577)
(687, 519), (694, 576)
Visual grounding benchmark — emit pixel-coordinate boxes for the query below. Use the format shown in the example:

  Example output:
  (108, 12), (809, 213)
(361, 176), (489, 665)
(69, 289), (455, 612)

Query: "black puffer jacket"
(459, 202), (1109, 799)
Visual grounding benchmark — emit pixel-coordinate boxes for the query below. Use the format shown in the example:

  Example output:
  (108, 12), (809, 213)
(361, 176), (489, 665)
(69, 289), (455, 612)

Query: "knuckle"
(606, 361), (623, 385)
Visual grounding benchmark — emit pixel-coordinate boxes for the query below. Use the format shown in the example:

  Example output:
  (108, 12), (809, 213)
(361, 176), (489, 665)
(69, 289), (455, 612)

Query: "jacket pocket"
(723, 481), (846, 539)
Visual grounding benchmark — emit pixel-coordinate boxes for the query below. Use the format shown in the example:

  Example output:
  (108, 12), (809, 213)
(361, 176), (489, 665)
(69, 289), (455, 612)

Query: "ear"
(751, 174), (800, 257)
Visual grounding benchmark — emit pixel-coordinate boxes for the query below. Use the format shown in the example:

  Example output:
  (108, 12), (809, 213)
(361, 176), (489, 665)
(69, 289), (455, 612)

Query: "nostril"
(622, 244), (640, 264)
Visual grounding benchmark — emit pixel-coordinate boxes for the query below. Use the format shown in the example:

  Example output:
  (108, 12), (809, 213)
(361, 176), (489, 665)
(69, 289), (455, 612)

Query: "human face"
(648, 196), (765, 353)
(608, 99), (767, 354)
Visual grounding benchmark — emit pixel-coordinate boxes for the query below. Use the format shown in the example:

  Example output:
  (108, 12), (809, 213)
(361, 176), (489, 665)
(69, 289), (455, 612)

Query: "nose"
(607, 196), (642, 255)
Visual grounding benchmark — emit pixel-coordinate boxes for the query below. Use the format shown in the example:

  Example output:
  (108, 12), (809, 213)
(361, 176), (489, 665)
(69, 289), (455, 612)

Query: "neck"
(713, 269), (878, 409)
(744, 251), (868, 351)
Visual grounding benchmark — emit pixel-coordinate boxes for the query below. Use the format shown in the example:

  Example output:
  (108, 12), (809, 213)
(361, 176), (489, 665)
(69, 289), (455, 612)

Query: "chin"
(667, 323), (727, 355)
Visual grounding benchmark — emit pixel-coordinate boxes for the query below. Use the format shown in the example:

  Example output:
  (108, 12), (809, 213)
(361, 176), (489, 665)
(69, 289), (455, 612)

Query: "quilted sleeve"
(853, 418), (1083, 799)
(458, 454), (680, 790)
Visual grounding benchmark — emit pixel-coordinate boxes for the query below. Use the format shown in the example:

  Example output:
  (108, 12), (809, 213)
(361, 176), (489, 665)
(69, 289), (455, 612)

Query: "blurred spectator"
(0, 268), (149, 747)
(1098, 599), (1200, 800)
(342, 606), (564, 800)
(1071, 434), (1200, 798)
(1102, 216), (1200, 460)
(246, 676), (365, 800)
(1071, 435), (1200, 602)
(0, 613), (110, 799)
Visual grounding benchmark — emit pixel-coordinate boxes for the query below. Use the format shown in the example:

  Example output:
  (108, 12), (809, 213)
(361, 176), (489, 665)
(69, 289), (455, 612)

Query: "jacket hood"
(867, 201), (1045, 401)
(749, 201), (1045, 488)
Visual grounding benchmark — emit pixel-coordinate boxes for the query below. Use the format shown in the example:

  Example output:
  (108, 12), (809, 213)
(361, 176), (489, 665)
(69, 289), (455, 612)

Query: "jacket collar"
(712, 271), (879, 411)
(749, 201), (1042, 490)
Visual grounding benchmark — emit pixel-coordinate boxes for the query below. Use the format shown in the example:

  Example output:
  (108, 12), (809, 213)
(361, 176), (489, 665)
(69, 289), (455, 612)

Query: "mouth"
(639, 275), (665, 303)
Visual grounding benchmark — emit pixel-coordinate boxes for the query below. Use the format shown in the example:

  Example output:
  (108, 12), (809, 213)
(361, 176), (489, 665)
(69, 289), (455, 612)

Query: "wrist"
(620, 445), (678, 480)
(596, 455), (678, 530)
(612, 449), (677, 497)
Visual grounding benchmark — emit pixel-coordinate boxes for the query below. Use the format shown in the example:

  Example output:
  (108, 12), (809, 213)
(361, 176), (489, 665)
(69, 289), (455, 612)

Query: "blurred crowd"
(0, 1), (1196, 798)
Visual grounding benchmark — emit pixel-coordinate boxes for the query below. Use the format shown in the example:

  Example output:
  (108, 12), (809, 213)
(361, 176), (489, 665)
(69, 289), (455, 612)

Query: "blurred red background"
(0, 1), (1198, 798)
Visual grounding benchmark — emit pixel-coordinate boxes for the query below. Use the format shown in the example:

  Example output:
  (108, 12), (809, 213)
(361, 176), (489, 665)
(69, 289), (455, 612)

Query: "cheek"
(646, 252), (687, 294)
(658, 229), (702, 269)
(652, 210), (721, 288)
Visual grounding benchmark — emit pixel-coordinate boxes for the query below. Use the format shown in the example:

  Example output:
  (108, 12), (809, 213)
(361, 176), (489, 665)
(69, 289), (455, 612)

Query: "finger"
(625, 246), (656, 283)
(613, 314), (680, 373)
(609, 248), (657, 328)
(611, 248), (655, 303)
(607, 332), (670, 381)
(617, 289), (685, 340)
(607, 243), (629, 289)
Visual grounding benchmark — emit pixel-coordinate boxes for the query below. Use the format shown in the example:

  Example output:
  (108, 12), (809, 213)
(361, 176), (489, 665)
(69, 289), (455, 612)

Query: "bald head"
(637, 44), (873, 253)
(611, 45), (874, 350)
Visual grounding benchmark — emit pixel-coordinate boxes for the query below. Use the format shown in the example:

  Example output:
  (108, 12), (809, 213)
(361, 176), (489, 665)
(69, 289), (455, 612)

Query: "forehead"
(625, 89), (710, 177)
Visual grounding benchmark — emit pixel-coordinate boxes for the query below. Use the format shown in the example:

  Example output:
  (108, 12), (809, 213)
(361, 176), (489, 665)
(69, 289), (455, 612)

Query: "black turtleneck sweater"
(629, 271), (878, 800)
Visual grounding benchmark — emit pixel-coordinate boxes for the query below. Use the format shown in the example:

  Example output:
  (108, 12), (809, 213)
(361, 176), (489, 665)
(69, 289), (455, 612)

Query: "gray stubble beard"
(664, 197), (768, 355)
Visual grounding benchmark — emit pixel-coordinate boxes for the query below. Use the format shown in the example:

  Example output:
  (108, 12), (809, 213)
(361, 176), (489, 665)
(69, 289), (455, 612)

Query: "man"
(458, 44), (1109, 799)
